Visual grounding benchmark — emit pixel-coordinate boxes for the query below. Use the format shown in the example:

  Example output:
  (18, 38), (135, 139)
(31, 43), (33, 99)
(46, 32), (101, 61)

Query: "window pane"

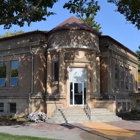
(11, 60), (19, 77)
(0, 62), (7, 78)
(10, 60), (19, 86)
(0, 78), (6, 87)
(54, 62), (58, 81)
(10, 103), (16, 113)
(115, 65), (119, 88)
(70, 82), (73, 105)
(10, 77), (18, 86)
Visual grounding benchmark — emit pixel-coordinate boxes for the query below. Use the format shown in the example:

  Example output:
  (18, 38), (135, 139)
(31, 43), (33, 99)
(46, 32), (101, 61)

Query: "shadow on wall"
(48, 29), (99, 50)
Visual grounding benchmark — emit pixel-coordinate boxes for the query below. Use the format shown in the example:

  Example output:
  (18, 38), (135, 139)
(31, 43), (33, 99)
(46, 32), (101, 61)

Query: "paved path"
(0, 120), (140, 140)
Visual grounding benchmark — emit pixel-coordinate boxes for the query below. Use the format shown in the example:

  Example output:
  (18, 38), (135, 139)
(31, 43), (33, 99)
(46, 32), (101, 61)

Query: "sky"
(0, 0), (139, 53)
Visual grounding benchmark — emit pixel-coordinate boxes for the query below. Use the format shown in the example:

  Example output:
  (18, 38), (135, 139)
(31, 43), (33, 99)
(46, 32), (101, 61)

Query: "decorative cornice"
(47, 45), (100, 52)
(109, 46), (138, 65)
(0, 41), (40, 51)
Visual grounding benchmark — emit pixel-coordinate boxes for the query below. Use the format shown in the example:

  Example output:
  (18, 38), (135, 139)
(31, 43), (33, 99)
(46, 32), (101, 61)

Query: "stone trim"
(109, 46), (138, 65)
(0, 96), (28, 99)
(101, 52), (138, 68)
(46, 101), (62, 104)
(47, 46), (100, 52)
(0, 41), (40, 51)
(46, 94), (67, 99)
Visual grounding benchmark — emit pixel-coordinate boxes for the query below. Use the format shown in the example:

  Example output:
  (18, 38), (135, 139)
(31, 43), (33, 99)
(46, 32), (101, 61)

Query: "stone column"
(96, 55), (100, 93)
(58, 50), (65, 94)
(89, 51), (98, 100)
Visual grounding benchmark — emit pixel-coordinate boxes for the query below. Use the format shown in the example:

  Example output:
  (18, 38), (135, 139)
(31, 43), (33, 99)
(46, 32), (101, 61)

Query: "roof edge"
(100, 35), (138, 57)
(0, 30), (48, 41)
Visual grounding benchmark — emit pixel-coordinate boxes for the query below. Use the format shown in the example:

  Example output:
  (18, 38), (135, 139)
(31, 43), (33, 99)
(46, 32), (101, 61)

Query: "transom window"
(10, 60), (19, 86)
(0, 62), (7, 87)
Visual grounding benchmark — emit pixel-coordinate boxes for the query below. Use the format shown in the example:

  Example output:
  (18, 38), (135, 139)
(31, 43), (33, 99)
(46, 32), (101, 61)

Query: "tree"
(0, 0), (57, 29)
(136, 47), (140, 67)
(0, 0), (101, 30)
(64, 0), (102, 33)
(0, 30), (24, 38)
(108, 0), (140, 30)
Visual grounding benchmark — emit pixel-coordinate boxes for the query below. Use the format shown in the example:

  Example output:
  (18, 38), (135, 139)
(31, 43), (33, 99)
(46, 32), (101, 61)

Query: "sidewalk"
(0, 120), (140, 140)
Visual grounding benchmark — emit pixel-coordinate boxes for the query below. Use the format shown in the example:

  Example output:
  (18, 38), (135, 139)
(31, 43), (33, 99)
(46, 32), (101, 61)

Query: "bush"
(28, 112), (47, 122)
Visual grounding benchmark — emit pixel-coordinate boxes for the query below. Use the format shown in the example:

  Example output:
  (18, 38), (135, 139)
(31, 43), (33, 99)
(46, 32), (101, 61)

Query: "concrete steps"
(46, 108), (121, 124)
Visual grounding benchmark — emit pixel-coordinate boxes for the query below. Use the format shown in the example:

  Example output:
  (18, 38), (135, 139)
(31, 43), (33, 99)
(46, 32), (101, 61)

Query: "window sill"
(0, 86), (19, 90)
(115, 88), (133, 92)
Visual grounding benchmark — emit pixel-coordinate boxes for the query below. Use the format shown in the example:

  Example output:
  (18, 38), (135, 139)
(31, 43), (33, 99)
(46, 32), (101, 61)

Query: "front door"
(69, 68), (87, 105)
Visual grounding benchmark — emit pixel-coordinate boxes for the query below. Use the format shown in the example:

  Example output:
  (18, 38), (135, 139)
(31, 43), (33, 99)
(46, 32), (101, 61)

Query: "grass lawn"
(0, 133), (56, 140)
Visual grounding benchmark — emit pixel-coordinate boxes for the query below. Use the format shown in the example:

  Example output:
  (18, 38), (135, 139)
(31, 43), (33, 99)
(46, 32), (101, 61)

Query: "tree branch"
(0, 0), (42, 25)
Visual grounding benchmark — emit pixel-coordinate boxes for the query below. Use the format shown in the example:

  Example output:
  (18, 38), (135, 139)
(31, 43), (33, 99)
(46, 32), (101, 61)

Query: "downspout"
(29, 45), (34, 115)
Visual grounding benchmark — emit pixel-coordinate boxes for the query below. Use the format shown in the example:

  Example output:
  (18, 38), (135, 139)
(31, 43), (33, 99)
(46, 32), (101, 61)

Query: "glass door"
(69, 68), (87, 106)
(70, 82), (86, 105)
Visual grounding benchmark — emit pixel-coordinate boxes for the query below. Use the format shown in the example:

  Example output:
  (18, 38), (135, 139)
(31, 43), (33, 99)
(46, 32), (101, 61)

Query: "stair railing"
(84, 97), (91, 120)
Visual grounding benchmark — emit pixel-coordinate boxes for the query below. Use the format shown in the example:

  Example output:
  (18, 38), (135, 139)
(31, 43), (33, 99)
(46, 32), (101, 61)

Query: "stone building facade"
(0, 17), (139, 117)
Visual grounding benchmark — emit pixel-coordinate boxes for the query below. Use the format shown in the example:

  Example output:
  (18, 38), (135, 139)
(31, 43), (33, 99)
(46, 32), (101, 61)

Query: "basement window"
(10, 103), (16, 113)
(0, 103), (4, 112)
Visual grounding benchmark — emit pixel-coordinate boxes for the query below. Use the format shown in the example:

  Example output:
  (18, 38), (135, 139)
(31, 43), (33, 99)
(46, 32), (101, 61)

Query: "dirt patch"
(0, 116), (31, 126)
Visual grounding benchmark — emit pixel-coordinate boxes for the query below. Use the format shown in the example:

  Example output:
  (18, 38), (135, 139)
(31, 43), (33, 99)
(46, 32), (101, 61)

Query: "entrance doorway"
(69, 68), (87, 105)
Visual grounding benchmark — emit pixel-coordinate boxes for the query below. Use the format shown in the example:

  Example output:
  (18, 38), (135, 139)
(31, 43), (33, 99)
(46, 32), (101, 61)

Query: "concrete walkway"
(0, 120), (140, 140)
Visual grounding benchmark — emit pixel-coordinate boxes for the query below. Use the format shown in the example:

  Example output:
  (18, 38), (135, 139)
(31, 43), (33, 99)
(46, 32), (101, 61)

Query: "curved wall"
(47, 30), (99, 51)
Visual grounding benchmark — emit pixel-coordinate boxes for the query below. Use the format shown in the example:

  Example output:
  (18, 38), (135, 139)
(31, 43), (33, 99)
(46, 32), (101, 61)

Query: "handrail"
(84, 97), (91, 120)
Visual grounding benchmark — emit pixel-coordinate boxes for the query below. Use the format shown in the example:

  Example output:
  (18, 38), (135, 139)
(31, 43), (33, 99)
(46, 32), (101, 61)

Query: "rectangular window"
(125, 68), (128, 90)
(10, 60), (19, 86)
(115, 65), (119, 88)
(53, 62), (58, 81)
(120, 66), (123, 89)
(0, 103), (4, 112)
(10, 103), (16, 113)
(129, 70), (132, 90)
(0, 62), (7, 87)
